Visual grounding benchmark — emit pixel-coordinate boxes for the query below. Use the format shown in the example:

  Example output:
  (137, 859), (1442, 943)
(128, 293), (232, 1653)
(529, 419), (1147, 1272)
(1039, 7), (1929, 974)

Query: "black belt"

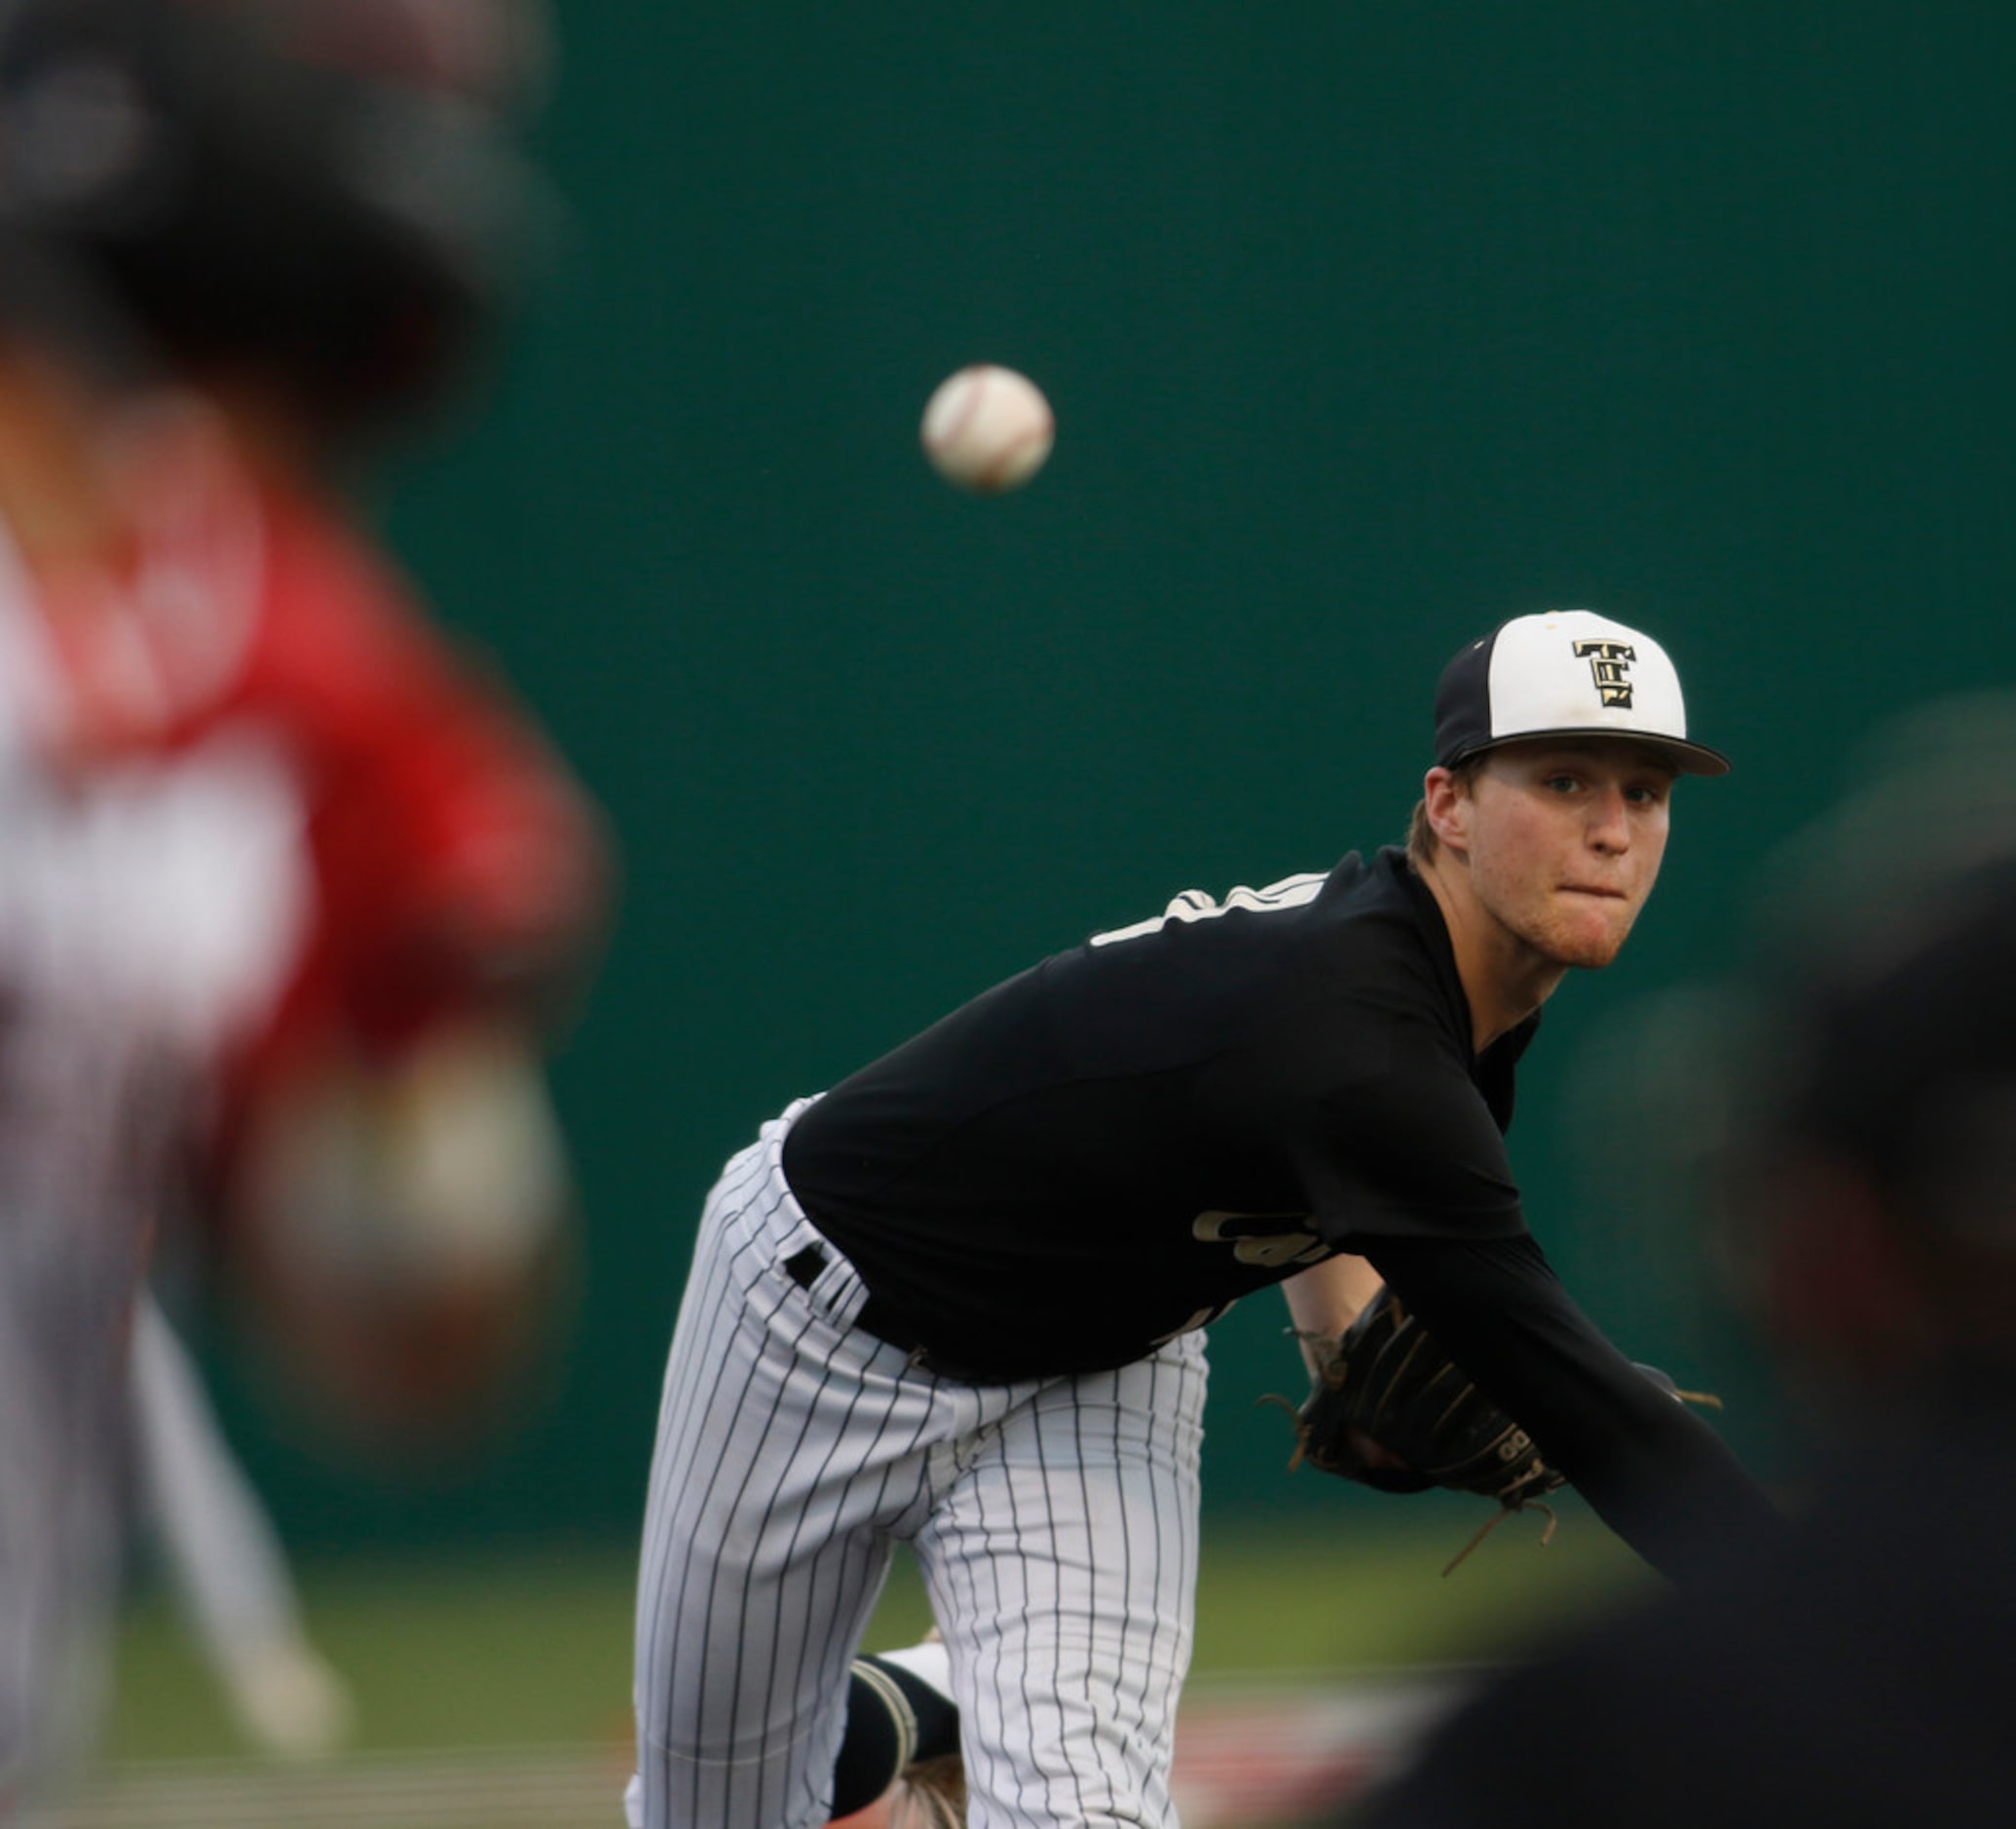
(782, 1242), (974, 1378)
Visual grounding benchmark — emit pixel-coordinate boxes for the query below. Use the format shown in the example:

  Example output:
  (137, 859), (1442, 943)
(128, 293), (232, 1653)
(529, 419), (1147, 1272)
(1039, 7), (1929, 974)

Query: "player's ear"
(1421, 765), (1475, 859)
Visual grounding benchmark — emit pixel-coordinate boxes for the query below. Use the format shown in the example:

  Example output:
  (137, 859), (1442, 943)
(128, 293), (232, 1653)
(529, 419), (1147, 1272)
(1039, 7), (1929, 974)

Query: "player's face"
(1459, 738), (1674, 971)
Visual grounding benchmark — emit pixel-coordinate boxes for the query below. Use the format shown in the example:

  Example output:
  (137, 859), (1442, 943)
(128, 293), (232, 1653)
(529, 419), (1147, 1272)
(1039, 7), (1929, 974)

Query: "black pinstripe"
(628, 1102), (1205, 1829)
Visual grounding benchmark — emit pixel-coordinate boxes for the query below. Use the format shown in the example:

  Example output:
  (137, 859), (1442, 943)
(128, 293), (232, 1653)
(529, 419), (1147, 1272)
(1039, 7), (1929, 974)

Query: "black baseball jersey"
(786, 847), (1533, 1377)
(785, 845), (1784, 1581)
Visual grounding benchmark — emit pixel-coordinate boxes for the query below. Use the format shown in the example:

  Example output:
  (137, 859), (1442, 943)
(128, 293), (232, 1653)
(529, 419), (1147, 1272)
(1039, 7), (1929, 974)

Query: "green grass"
(107, 1539), (640, 1763)
(1194, 1495), (1649, 1676)
(104, 1500), (1652, 1767)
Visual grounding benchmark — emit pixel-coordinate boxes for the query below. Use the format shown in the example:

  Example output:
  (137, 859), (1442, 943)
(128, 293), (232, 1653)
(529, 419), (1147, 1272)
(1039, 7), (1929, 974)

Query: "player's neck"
(1416, 851), (1568, 1054)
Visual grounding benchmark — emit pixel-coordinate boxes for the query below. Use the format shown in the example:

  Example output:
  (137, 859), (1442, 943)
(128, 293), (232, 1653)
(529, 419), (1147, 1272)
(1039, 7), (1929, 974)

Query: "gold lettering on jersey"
(1571, 639), (1636, 707)
(1192, 1210), (1328, 1269)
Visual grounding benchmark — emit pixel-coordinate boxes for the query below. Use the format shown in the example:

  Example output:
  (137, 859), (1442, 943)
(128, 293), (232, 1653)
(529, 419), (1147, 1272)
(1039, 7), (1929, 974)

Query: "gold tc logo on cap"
(1572, 639), (1636, 708)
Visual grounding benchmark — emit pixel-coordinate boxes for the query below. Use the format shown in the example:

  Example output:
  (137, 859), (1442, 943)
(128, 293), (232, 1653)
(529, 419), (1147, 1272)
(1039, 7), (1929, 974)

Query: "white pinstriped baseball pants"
(628, 1099), (1208, 1829)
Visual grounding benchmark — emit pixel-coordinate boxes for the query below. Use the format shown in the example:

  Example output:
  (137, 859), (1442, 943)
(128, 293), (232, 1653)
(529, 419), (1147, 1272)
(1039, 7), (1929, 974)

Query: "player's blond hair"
(1405, 757), (1484, 869)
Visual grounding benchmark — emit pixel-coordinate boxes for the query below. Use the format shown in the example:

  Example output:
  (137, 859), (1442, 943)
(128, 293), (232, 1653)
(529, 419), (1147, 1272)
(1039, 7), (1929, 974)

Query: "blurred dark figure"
(1343, 732), (2016, 1827)
(0, 0), (609, 1809)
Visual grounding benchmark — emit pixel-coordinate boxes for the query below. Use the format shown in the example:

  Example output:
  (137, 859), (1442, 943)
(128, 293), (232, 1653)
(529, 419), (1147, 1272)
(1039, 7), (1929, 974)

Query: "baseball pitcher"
(630, 611), (1784, 1829)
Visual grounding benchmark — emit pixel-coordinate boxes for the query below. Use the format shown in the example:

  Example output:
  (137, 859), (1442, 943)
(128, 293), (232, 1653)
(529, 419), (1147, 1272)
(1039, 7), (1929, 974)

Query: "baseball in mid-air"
(919, 363), (1055, 494)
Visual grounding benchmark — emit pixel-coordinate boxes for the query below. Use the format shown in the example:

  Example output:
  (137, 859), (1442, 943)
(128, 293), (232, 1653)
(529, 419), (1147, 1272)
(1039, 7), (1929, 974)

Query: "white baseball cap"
(1433, 609), (1731, 777)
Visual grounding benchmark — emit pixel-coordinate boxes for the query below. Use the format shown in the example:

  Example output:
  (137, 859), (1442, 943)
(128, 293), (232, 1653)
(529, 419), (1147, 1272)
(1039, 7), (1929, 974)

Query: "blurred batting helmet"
(0, 0), (548, 435)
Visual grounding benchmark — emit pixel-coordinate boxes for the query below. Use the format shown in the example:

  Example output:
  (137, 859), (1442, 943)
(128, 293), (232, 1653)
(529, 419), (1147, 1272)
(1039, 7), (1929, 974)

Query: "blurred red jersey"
(32, 465), (611, 1198)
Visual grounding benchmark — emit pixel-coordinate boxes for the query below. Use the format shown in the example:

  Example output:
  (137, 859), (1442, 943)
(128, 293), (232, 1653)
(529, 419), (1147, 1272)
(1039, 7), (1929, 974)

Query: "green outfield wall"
(197, 2), (2016, 1551)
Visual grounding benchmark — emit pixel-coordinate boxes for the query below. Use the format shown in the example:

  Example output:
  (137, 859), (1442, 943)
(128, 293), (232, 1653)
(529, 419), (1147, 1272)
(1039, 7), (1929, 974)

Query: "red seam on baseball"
(975, 413), (1054, 492)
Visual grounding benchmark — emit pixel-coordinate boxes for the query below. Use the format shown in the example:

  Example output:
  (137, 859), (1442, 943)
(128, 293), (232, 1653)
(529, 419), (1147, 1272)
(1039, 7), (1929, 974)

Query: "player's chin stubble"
(1533, 894), (1641, 971)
